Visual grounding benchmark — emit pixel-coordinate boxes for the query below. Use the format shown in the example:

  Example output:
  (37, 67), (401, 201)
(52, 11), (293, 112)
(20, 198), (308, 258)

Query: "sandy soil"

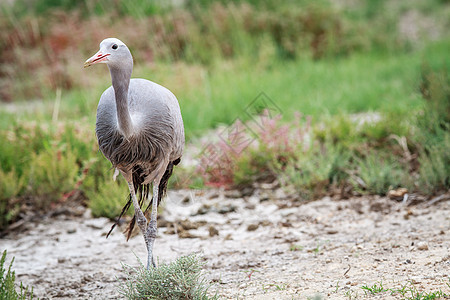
(1, 188), (449, 299)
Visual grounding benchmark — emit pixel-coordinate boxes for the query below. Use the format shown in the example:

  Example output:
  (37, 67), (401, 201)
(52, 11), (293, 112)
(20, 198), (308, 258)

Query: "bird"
(84, 38), (184, 269)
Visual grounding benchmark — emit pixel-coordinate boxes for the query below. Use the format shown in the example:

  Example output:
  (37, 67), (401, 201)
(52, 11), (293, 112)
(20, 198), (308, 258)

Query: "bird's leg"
(144, 179), (160, 269)
(126, 182), (148, 240)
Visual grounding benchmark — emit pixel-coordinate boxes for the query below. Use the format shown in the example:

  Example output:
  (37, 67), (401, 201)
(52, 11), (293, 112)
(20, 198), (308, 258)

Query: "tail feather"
(106, 158), (180, 240)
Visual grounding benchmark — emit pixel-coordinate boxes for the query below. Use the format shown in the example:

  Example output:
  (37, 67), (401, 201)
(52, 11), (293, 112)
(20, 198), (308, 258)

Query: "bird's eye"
(112, 44), (118, 50)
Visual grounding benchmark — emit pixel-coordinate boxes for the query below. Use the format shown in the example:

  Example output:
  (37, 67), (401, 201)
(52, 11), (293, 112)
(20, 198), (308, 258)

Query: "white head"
(84, 38), (132, 69)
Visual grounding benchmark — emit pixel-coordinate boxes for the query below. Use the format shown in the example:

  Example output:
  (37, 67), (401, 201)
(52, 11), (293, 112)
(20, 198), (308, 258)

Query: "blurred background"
(0, 0), (449, 231)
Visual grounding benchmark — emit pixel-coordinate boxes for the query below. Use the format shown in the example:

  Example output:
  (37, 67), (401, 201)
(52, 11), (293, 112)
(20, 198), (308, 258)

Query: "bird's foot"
(144, 222), (157, 269)
(146, 255), (156, 269)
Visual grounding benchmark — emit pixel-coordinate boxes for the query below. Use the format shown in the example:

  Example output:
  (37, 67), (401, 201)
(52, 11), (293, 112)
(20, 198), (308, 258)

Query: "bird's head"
(84, 38), (132, 69)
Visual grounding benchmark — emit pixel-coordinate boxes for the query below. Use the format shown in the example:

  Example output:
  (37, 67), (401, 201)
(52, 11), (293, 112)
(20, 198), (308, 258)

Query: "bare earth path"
(1, 189), (449, 299)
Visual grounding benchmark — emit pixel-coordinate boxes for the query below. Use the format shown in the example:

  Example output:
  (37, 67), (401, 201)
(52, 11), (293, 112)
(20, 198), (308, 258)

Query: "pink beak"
(84, 51), (110, 68)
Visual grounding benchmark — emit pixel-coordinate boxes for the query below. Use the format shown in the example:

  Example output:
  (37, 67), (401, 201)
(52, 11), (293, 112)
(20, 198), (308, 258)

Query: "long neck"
(109, 64), (133, 138)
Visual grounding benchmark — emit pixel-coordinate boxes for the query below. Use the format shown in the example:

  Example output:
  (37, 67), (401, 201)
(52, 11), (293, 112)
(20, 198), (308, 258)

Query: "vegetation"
(197, 66), (449, 199)
(0, 250), (35, 300)
(119, 253), (217, 300)
(360, 280), (449, 299)
(0, 0), (449, 230)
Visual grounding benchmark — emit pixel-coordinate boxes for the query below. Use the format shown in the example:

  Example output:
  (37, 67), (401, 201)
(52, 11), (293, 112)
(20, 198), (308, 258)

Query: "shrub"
(414, 65), (450, 193)
(419, 64), (450, 124)
(119, 253), (217, 300)
(418, 140), (450, 194)
(24, 145), (80, 208)
(0, 250), (35, 300)
(0, 122), (114, 230)
(197, 111), (312, 188)
(85, 175), (130, 219)
(0, 169), (23, 231)
(350, 153), (408, 195)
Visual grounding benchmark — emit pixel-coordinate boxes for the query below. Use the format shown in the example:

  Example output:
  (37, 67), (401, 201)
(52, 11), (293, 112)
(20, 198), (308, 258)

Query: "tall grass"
(195, 57), (449, 198)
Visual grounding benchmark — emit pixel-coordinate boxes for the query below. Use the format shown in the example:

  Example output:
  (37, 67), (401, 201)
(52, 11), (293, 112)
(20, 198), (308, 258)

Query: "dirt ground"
(1, 188), (449, 299)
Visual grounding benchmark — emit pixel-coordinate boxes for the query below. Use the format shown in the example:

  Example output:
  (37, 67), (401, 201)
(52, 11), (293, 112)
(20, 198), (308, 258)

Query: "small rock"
(388, 188), (408, 200)
(157, 216), (169, 228)
(241, 187), (254, 197)
(280, 207), (298, 217)
(67, 228), (77, 234)
(274, 188), (287, 199)
(179, 219), (201, 230)
(57, 257), (67, 263)
(280, 221), (292, 228)
(351, 202), (364, 214)
(178, 231), (199, 239)
(404, 209), (414, 220)
(208, 191), (220, 199)
(195, 204), (211, 215)
(164, 223), (177, 235)
(247, 224), (259, 231)
(217, 204), (236, 214)
(369, 202), (385, 212)
(209, 226), (219, 237)
(260, 195), (270, 202)
(260, 220), (271, 226)
(245, 203), (256, 210)
(224, 189), (242, 198)
(85, 218), (109, 230)
(224, 233), (232, 240)
(417, 241), (429, 250)
(259, 181), (279, 190)
(82, 275), (94, 283)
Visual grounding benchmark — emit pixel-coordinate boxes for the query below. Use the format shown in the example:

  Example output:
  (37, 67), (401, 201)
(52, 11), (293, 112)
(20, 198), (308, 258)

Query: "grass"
(0, 49), (428, 137)
(0, 250), (35, 300)
(197, 58), (449, 198)
(1, 45), (448, 227)
(0, 50), (448, 227)
(360, 280), (449, 299)
(0, 2), (449, 299)
(361, 281), (388, 295)
(119, 253), (217, 300)
(0, 0), (449, 230)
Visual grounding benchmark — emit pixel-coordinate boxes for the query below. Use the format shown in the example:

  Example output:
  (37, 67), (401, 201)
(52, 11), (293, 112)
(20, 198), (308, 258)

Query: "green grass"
(360, 280), (449, 300)
(178, 51), (425, 137)
(0, 47), (430, 139)
(119, 253), (217, 300)
(361, 281), (389, 295)
(0, 250), (35, 300)
(0, 41), (448, 228)
(0, 0), (449, 229)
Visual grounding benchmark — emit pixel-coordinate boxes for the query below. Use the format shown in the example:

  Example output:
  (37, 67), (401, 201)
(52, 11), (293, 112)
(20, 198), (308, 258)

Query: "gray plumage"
(96, 78), (184, 181)
(84, 38), (184, 268)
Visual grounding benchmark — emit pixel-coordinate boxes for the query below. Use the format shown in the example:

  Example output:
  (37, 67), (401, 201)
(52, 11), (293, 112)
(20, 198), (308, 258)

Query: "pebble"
(178, 231), (199, 239)
(247, 224), (259, 231)
(57, 257), (66, 263)
(217, 204), (237, 214)
(224, 190), (242, 198)
(209, 226), (219, 237)
(417, 241), (429, 250)
(195, 204), (211, 215)
(66, 228), (77, 234)
(84, 218), (109, 230)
